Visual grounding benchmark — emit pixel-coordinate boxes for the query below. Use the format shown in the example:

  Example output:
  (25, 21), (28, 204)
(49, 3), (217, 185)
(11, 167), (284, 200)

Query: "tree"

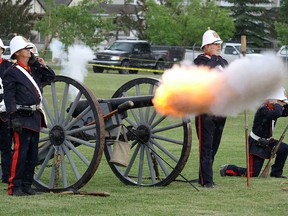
(35, 0), (112, 52)
(0, 0), (37, 42)
(222, 0), (277, 47)
(275, 0), (288, 45)
(116, 0), (148, 40)
(145, 0), (235, 47)
(116, 0), (234, 47)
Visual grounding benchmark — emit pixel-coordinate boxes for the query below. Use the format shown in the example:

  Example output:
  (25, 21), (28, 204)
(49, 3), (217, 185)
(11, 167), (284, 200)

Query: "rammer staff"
(241, 35), (250, 187)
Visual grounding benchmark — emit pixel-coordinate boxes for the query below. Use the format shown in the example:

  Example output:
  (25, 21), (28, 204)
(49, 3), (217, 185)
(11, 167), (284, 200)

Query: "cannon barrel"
(98, 95), (154, 110)
(70, 95), (154, 118)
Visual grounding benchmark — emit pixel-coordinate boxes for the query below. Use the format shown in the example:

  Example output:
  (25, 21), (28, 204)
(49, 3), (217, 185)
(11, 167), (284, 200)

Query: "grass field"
(0, 68), (288, 216)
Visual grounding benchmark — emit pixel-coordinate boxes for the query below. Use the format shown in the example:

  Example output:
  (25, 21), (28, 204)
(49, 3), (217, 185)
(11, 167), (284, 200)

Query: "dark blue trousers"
(8, 129), (39, 194)
(0, 119), (12, 183)
(225, 140), (288, 177)
(195, 114), (226, 185)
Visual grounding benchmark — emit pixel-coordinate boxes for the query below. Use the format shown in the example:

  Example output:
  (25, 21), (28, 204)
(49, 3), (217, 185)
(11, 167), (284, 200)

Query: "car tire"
(119, 61), (130, 74)
(153, 61), (165, 75)
(93, 66), (104, 73)
(129, 70), (138, 74)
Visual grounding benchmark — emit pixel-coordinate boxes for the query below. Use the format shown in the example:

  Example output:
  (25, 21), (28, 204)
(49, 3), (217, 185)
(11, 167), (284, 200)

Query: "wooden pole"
(241, 35), (250, 187)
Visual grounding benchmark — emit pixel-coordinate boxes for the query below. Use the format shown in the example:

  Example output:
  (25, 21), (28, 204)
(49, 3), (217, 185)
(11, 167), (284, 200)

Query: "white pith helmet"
(9, 36), (34, 59)
(0, 38), (6, 51)
(266, 87), (287, 101)
(201, 28), (223, 49)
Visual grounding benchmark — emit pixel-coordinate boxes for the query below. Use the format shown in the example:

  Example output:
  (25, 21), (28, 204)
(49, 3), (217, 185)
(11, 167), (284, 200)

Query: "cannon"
(34, 76), (192, 192)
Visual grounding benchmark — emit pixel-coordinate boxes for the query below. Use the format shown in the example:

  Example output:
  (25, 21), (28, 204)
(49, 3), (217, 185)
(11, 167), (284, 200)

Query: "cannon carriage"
(34, 76), (192, 192)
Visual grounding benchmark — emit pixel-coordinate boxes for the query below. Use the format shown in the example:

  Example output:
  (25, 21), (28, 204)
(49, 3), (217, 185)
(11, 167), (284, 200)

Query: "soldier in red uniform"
(0, 38), (13, 184)
(220, 88), (288, 178)
(193, 29), (228, 188)
(3, 36), (55, 196)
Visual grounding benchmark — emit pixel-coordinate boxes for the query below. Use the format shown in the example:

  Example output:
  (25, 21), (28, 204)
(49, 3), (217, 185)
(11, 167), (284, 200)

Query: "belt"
(250, 131), (271, 141)
(16, 104), (40, 111)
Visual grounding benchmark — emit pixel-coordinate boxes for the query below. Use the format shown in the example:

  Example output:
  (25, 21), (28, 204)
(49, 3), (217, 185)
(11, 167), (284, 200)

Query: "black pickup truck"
(91, 40), (177, 74)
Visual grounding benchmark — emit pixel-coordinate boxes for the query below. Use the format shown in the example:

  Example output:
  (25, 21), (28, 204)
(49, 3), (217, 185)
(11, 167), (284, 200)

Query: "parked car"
(276, 45), (288, 63)
(2, 46), (11, 60)
(221, 43), (262, 63)
(184, 43), (262, 64)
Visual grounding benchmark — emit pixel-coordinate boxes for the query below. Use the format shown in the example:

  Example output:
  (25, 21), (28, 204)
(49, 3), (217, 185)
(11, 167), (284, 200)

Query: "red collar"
(17, 60), (31, 72)
(0, 58), (3, 64)
(266, 102), (274, 110)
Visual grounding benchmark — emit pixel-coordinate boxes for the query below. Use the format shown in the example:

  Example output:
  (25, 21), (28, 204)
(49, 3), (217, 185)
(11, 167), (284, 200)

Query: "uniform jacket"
(249, 102), (285, 158)
(193, 54), (228, 119)
(193, 54), (228, 69)
(3, 62), (55, 132)
(0, 58), (12, 122)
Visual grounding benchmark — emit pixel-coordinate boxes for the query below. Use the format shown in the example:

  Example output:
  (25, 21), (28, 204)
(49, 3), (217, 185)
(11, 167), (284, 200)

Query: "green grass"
(1, 67), (288, 216)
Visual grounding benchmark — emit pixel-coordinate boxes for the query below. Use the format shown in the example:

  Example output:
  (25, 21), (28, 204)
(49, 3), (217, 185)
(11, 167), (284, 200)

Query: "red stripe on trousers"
(249, 154), (253, 177)
(226, 170), (238, 176)
(8, 132), (20, 195)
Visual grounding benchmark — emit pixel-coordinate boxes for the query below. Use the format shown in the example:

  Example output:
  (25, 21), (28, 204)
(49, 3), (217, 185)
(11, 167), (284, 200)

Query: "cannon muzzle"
(103, 100), (134, 119)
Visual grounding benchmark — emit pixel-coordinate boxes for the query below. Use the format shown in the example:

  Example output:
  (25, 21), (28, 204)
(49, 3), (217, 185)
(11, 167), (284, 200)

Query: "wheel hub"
(49, 125), (65, 146)
(136, 125), (151, 144)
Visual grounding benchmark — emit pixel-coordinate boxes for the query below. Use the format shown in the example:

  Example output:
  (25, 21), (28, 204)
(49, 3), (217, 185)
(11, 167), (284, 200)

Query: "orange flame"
(153, 65), (225, 117)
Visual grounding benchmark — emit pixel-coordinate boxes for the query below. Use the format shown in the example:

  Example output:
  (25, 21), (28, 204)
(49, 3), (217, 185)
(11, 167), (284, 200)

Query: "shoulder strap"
(15, 65), (47, 125)
(16, 65), (42, 101)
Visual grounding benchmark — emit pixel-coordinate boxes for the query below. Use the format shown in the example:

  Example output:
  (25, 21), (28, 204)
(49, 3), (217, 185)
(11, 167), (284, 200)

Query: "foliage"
(222, 0), (277, 47)
(278, 0), (288, 23)
(35, 0), (112, 52)
(116, 0), (148, 40)
(275, 22), (288, 46)
(275, 0), (288, 45)
(117, 0), (235, 47)
(0, 0), (37, 41)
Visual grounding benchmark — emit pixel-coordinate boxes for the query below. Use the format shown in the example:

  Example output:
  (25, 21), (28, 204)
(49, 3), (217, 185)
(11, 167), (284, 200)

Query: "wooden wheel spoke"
(35, 76), (105, 191)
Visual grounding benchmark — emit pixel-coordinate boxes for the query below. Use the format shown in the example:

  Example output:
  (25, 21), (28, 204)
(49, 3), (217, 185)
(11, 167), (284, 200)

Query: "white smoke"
(153, 53), (287, 117)
(211, 53), (287, 116)
(49, 39), (66, 63)
(57, 45), (94, 101)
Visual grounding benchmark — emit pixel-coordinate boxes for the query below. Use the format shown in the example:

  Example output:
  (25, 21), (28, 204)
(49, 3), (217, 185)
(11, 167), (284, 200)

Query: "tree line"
(0, 0), (287, 51)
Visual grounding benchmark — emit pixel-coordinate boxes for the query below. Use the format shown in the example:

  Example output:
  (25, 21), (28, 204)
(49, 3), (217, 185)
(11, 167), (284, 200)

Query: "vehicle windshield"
(234, 45), (254, 54)
(2, 47), (11, 59)
(280, 46), (288, 55)
(108, 42), (134, 52)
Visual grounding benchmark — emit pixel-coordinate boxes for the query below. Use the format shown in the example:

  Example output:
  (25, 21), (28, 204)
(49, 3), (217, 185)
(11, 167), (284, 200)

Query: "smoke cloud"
(153, 53), (287, 117)
(49, 40), (94, 100)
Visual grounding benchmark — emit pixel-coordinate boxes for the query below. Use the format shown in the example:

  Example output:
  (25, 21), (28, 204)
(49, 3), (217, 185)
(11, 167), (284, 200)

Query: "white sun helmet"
(0, 38), (6, 51)
(266, 87), (287, 101)
(9, 36), (34, 59)
(201, 28), (223, 49)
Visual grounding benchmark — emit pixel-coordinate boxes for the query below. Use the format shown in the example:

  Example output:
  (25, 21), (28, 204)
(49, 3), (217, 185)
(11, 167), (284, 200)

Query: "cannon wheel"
(104, 77), (192, 186)
(33, 75), (105, 192)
